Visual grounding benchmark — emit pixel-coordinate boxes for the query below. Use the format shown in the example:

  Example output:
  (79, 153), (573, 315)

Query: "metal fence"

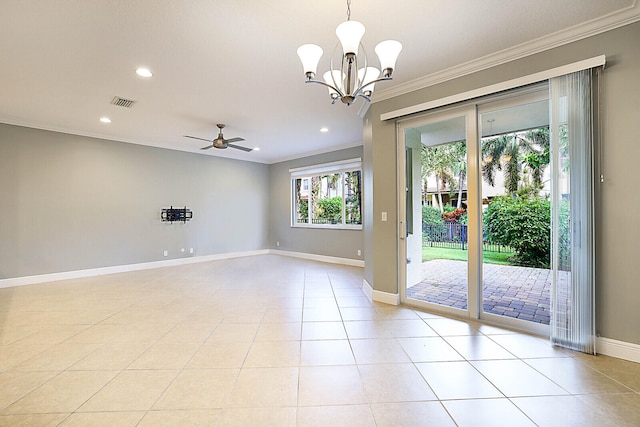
(311, 218), (362, 225)
(422, 222), (512, 253)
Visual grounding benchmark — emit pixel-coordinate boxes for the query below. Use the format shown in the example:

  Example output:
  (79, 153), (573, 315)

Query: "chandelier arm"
(304, 78), (345, 97)
(357, 92), (372, 103)
(333, 42), (345, 95)
(351, 76), (392, 98)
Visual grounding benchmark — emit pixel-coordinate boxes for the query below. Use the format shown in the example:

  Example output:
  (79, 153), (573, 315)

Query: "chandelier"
(297, 0), (402, 106)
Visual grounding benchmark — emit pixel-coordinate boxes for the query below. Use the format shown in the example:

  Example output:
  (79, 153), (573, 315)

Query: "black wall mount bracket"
(161, 206), (192, 223)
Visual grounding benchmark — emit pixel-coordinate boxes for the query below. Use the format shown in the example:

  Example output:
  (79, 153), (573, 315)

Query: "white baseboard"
(597, 337), (640, 363)
(362, 278), (400, 305)
(0, 249), (363, 289)
(0, 250), (269, 289)
(268, 249), (365, 268)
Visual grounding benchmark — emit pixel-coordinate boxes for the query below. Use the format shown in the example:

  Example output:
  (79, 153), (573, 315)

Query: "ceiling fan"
(184, 124), (253, 152)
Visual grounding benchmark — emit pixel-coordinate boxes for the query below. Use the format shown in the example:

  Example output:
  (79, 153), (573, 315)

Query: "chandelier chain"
(346, 0), (351, 20)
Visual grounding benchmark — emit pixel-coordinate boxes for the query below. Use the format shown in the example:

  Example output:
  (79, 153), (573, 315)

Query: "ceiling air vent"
(110, 96), (136, 108)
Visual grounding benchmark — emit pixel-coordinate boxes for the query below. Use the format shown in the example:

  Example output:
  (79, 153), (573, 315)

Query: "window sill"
(291, 224), (363, 231)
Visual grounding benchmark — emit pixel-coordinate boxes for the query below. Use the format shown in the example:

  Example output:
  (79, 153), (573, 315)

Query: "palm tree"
(421, 141), (466, 212)
(481, 128), (549, 195)
(449, 141), (467, 208)
(422, 145), (453, 212)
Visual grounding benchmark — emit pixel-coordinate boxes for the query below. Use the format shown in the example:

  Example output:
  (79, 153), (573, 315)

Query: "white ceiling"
(1, 0), (638, 164)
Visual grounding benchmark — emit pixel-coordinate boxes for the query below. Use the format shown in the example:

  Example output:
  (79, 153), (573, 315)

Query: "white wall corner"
(362, 278), (374, 302)
(596, 337), (640, 364)
(362, 278), (400, 305)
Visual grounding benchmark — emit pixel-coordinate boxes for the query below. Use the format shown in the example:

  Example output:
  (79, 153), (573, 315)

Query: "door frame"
(396, 90), (551, 336)
(397, 104), (480, 320)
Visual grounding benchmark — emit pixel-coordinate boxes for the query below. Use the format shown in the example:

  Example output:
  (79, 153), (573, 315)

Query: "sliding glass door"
(399, 87), (554, 334)
(398, 105), (480, 319)
(477, 89), (551, 334)
(396, 64), (598, 346)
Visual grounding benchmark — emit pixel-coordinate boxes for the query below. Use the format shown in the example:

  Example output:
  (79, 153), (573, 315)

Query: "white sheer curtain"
(549, 69), (598, 354)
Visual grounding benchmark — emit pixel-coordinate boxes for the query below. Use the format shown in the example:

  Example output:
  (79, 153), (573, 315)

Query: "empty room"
(1, 1), (639, 426)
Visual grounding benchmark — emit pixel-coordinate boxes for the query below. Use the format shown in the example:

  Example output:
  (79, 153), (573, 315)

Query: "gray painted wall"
(0, 123), (269, 278)
(268, 147), (364, 261)
(365, 22), (640, 344)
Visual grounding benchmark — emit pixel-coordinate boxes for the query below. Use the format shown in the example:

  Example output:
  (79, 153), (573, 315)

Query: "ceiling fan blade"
(224, 137), (244, 143)
(184, 135), (213, 143)
(228, 143), (253, 152)
(200, 145), (214, 150)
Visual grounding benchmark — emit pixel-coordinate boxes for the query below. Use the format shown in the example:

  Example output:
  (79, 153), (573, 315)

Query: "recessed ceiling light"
(320, 127), (329, 133)
(253, 147), (261, 151)
(135, 67), (153, 78)
(99, 117), (111, 123)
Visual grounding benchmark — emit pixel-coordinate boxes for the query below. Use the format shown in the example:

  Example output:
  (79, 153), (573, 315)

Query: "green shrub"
(483, 196), (550, 268)
(318, 197), (342, 221)
(422, 205), (444, 225)
(298, 199), (308, 222)
(422, 205), (446, 244)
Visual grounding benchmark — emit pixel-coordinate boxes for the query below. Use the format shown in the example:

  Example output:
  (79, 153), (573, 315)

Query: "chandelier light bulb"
(358, 67), (380, 94)
(324, 70), (344, 99)
(297, 44), (324, 78)
(375, 40), (402, 77)
(335, 20), (365, 56)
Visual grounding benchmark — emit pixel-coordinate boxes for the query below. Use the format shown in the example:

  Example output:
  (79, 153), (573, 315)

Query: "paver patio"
(407, 259), (570, 324)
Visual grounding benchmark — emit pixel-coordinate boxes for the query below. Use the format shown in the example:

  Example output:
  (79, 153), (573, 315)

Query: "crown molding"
(373, 2), (640, 103)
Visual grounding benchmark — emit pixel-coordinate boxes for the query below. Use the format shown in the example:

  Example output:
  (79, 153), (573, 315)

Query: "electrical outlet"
(163, 250), (168, 257)
(181, 248), (185, 252)
(189, 248), (194, 254)
(357, 249), (361, 256)
(276, 241), (280, 247)
(381, 212), (387, 221)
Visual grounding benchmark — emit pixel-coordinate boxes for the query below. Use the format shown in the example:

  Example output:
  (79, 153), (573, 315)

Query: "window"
(290, 158), (362, 229)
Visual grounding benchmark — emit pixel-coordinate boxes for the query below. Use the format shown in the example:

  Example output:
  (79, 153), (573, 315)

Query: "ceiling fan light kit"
(297, 0), (402, 105)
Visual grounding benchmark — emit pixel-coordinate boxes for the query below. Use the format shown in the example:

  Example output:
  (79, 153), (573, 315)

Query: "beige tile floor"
(0, 254), (639, 426)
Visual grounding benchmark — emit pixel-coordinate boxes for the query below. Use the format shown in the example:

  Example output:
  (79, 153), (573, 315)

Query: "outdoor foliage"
(422, 205), (444, 225)
(481, 128), (550, 195)
(442, 207), (466, 223)
(345, 170), (362, 224)
(294, 170), (361, 226)
(421, 141), (466, 210)
(422, 205), (446, 244)
(317, 197), (343, 222)
(483, 196), (551, 268)
(298, 198), (308, 222)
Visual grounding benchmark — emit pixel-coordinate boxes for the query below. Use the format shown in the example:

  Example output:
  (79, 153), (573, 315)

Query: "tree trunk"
(436, 178), (444, 213)
(456, 170), (465, 209)
(423, 181), (428, 205)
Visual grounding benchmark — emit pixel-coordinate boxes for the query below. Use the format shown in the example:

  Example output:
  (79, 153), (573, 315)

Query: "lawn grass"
(422, 246), (516, 265)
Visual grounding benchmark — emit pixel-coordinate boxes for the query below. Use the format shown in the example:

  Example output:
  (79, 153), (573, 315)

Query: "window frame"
(290, 158), (362, 230)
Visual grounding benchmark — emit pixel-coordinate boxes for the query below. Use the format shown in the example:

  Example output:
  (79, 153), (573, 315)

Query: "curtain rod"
(381, 55), (606, 121)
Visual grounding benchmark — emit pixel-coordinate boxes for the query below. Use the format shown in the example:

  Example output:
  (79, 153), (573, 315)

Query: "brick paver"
(406, 259), (570, 325)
